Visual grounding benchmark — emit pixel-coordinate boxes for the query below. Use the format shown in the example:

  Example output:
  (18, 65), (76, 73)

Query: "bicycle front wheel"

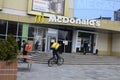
(57, 57), (64, 65)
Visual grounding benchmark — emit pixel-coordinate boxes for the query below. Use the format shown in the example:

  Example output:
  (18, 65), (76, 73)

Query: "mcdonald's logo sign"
(35, 15), (45, 23)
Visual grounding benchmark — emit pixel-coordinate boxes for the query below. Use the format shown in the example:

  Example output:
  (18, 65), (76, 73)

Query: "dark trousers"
(23, 50), (27, 55)
(83, 47), (87, 55)
(53, 49), (59, 63)
(23, 50), (28, 62)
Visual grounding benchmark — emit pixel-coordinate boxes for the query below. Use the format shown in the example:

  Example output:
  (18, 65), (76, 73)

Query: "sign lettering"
(49, 15), (100, 26)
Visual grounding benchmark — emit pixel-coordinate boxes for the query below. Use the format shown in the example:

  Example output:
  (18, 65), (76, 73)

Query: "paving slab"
(17, 64), (120, 80)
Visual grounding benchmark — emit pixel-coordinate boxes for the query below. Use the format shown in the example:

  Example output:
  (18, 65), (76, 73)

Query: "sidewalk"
(17, 53), (120, 80)
(17, 64), (120, 80)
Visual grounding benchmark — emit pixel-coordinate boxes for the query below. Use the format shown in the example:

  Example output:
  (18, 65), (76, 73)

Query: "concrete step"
(31, 53), (51, 64)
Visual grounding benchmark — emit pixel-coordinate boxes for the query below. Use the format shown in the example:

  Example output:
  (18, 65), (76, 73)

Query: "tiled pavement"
(17, 64), (120, 80)
(17, 53), (120, 80)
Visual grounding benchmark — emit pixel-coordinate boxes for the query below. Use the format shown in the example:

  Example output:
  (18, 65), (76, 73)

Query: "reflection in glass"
(0, 35), (5, 39)
(28, 27), (34, 37)
(74, 0), (120, 21)
(8, 21), (17, 35)
(0, 20), (7, 34)
(58, 30), (72, 40)
(18, 23), (23, 36)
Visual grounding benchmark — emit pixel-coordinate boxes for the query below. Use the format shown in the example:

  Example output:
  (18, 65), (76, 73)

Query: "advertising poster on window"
(32, 0), (64, 15)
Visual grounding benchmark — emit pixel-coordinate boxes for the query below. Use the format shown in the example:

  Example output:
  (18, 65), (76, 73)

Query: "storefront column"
(72, 30), (77, 53)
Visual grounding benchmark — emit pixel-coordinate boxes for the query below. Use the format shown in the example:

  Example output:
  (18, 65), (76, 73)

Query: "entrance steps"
(31, 52), (120, 65)
(31, 52), (52, 64)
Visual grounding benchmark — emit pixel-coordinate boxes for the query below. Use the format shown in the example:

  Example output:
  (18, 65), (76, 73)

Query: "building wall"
(0, 0), (74, 21)
(3, 0), (27, 11)
(114, 10), (120, 21)
(0, 0), (120, 33)
(97, 33), (111, 55)
(66, 0), (74, 17)
(0, 0), (3, 10)
(1, 0), (74, 17)
(112, 34), (120, 56)
(72, 30), (77, 53)
(108, 33), (112, 56)
(0, 0), (120, 56)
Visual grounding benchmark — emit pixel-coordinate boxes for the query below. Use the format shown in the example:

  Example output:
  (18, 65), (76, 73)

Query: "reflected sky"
(74, 0), (120, 20)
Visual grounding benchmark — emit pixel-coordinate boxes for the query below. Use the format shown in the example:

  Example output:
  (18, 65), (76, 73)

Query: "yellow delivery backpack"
(51, 42), (60, 50)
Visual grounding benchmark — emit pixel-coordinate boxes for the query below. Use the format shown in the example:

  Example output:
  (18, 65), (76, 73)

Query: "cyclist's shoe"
(55, 61), (58, 64)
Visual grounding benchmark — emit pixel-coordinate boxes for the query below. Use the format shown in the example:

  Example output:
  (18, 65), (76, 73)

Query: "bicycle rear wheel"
(48, 57), (55, 67)
(57, 57), (64, 65)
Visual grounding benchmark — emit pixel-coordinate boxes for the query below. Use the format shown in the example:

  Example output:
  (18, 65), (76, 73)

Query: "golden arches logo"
(35, 15), (44, 23)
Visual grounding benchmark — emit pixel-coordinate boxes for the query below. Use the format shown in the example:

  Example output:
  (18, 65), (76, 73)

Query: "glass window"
(0, 34), (6, 39)
(0, 20), (7, 34)
(8, 21), (17, 35)
(58, 30), (67, 40)
(86, 0), (114, 10)
(28, 27), (34, 37)
(18, 23), (23, 36)
(58, 30), (72, 40)
(16, 37), (22, 50)
(74, 0), (120, 21)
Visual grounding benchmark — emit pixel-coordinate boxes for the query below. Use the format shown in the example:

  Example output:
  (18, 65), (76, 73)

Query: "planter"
(0, 61), (18, 80)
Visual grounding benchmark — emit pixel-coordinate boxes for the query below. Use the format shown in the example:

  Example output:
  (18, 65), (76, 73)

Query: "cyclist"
(51, 42), (61, 64)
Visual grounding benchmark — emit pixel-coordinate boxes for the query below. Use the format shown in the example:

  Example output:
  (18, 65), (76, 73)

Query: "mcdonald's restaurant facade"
(0, 0), (120, 56)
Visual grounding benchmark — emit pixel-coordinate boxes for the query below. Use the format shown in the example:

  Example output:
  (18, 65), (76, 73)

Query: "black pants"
(53, 49), (59, 63)
(23, 50), (28, 62)
(83, 47), (87, 55)
(23, 50), (27, 55)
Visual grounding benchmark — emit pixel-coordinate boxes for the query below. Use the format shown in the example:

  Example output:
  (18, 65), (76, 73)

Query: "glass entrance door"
(46, 35), (57, 52)
(58, 30), (73, 53)
(76, 32), (94, 53)
(46, 28), (58, 52)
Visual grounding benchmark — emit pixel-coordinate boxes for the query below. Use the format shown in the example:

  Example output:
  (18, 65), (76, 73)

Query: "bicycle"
(48, 55), (64, 67)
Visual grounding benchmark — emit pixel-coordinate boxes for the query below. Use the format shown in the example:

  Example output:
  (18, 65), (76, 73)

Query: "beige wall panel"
(64, 0), (69, 17)
(100, 20), (114, 30)
(112, 34), (120, 52)
(3, 0), (27, 11)
(99, 20), (120, 31)
(68, 0), (74, 9)
(64, 0), (74, 17)
(97, 33), (108, 51)
(67, 9), (74, 18)
(113, 21), (120, 28)
(0, 0), (3, 10)
(98, 51), (109, 56)
(67, 0), (74, 17)
(111, 52), (120, 56)
(0, 13), (34, 23)
(0, 13), (9, 20)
